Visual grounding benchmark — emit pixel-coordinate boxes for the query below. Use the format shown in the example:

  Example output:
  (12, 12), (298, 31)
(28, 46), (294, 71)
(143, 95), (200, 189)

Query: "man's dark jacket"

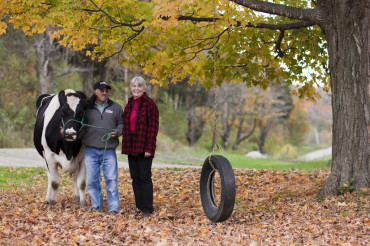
(81, 95), (123, 149)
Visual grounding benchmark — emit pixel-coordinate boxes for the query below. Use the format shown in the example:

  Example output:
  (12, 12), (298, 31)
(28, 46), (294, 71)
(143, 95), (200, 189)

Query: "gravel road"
(0, 147), (331, 169)
(0, 148), (201, 169)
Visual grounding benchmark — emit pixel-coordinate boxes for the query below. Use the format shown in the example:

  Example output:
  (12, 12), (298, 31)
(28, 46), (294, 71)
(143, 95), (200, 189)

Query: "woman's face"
(131, 82), (145, 99)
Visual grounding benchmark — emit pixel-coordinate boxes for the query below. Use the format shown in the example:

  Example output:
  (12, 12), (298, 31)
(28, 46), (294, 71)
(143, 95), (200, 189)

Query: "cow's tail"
(36, 94), (55, 116)
(44, 159), (50, 172)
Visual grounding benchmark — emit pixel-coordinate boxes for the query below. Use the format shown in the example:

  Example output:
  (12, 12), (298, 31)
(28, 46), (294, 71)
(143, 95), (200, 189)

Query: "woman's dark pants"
(128, 154), (153, 213)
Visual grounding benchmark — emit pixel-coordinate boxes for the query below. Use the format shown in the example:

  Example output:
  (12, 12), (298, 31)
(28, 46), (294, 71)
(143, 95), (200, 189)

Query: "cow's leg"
(74, 161), (87, 208)
(45, 173), (52, 203)
(73, 173), (80, 203)
(45, 161), (60, 205)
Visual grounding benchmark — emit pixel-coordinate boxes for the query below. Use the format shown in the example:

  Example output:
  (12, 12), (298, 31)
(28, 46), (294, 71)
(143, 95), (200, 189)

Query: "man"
(82, 81), (123, 215)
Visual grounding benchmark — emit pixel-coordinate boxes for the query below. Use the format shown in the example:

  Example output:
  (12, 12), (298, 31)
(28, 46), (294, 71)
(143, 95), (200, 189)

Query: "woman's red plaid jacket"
(121, 93), (159, 157)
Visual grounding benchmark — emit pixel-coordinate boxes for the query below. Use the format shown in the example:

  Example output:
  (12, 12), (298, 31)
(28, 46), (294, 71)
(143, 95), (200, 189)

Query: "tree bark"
(186, 107), (206, 146)
(232, 117), (256, 150)
(220, 101), (234, 149)
(72, 50), (107, 96)
(81, 58), (94, 96)
(257, 120), (272, 154)
(318, 0), (370, 197)
(33, 31), (55, 94)
(231, 0), (370, 196)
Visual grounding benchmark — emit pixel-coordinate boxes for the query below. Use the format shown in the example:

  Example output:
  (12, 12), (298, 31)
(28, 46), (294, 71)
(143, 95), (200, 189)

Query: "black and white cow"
(33, 89), (88, 207)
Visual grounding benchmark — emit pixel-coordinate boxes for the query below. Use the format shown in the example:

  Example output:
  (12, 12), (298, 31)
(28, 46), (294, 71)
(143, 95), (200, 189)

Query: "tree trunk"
(123, 65), (129, 103)
(81, 58), (94, 96)
(185, 107), (206, 146)
(63, 49), (108, 96)
(257, 120), (272, 154)
(318, 0), (370, 197)
(232, 117), (256, 150)
(74, 51), (95, 96)
(314, 126), (320, 145)
(220, 102), (233, 149)
(233, 117), (246, 151)
(33, 31), (55, 94)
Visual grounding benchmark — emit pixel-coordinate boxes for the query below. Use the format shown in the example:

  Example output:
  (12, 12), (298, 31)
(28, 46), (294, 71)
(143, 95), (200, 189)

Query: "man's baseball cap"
(93, 81), (111, 90)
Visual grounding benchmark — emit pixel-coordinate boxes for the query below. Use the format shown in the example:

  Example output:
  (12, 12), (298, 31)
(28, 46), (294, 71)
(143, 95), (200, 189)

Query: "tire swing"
(200, 155), (236, 222)
(199, 0), (236, 223)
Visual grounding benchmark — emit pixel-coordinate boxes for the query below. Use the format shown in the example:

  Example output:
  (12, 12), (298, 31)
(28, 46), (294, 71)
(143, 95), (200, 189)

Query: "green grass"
(0, 167), (46, 189)
(0, 152), (329, 187)
(119, 151), (330, 170)
(222, 153), (330, 170)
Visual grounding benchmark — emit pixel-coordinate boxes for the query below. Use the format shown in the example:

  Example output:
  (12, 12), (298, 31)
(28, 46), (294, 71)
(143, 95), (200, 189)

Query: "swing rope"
(208, 0), (218, 171)
(201, 7), (236, 221)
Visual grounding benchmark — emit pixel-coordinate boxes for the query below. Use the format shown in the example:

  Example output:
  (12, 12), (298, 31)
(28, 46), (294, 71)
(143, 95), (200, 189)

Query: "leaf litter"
(0, 168), (369, 245)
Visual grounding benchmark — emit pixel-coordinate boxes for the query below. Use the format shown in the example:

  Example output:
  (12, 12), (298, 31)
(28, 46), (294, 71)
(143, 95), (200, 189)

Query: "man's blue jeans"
(84, 147), (120, 212)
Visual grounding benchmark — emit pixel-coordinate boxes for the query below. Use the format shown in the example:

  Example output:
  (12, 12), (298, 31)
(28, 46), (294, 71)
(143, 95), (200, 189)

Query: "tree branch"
(104, 26), (145, 59)
(177, 13), (316, 31)
(177, 15), (218, 23)
(55, 67), (92, 77)
(275, 30), (285, 58)
(241, 20), (316, 30)
(176, 14), (315, 60)
(230, 0), (320, 22)
(83, 0), (144, 28)
(233, 117), (257, 150)
(185, 28), (229, 61)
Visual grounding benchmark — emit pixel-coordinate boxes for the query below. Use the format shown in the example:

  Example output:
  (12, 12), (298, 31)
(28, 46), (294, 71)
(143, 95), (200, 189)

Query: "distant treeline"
(0, 27), (332, 158)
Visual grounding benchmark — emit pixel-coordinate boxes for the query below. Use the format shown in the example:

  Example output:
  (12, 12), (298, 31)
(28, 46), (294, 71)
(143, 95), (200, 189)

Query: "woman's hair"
(130, 76), (147, 89)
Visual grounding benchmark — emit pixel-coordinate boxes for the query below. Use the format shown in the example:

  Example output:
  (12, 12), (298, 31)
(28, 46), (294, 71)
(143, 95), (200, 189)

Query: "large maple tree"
(1, 0), (369, 196)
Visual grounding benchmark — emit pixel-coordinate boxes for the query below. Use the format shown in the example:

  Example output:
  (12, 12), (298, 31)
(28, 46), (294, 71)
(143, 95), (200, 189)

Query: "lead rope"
(208, 0), (218, 171)
(62, 116), (113, 210)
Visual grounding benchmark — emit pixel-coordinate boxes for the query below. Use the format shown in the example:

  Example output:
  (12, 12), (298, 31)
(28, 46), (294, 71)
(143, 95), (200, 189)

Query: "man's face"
(94, 87), (109, 104)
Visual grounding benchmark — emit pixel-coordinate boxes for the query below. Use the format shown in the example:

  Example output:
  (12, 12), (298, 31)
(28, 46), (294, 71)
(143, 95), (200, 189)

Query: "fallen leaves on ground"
(0, 168), (369, 245)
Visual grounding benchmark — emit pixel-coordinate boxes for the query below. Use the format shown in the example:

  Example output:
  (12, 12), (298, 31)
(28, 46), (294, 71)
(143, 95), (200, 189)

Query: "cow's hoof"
(44, 200), (57, 205)
(74, 195), (80, 203)
(80, 201), (88, 208)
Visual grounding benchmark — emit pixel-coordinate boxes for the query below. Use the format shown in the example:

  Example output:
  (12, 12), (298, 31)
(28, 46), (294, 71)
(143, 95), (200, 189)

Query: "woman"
(122, 76), (159, 217)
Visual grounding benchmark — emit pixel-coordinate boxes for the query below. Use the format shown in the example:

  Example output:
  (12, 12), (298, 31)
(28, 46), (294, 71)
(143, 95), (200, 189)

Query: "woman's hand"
(144, 152), (152, 158)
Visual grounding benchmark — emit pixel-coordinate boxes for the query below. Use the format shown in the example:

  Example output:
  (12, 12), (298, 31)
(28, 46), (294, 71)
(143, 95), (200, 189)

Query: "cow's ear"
(76, 91), (87, 100)
(58, 90), (67, 105)
(61, 104), (69, 115)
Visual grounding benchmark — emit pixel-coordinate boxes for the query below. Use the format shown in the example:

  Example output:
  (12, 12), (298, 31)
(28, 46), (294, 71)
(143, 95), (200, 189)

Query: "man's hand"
(144, 152), (152, 158)
(110, 131), (117, 138)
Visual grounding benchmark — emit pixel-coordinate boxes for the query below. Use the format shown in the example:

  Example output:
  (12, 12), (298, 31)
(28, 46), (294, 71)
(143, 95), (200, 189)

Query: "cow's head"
(59, 89), (87, 142)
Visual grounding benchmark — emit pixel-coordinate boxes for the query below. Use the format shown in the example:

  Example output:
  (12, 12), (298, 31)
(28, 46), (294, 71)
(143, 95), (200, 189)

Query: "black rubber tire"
(200, 155), (236, 222)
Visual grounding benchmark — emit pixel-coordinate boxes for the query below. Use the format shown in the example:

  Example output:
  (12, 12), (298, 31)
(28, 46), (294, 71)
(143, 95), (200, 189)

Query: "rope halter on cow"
(61, 115), (113, 143)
